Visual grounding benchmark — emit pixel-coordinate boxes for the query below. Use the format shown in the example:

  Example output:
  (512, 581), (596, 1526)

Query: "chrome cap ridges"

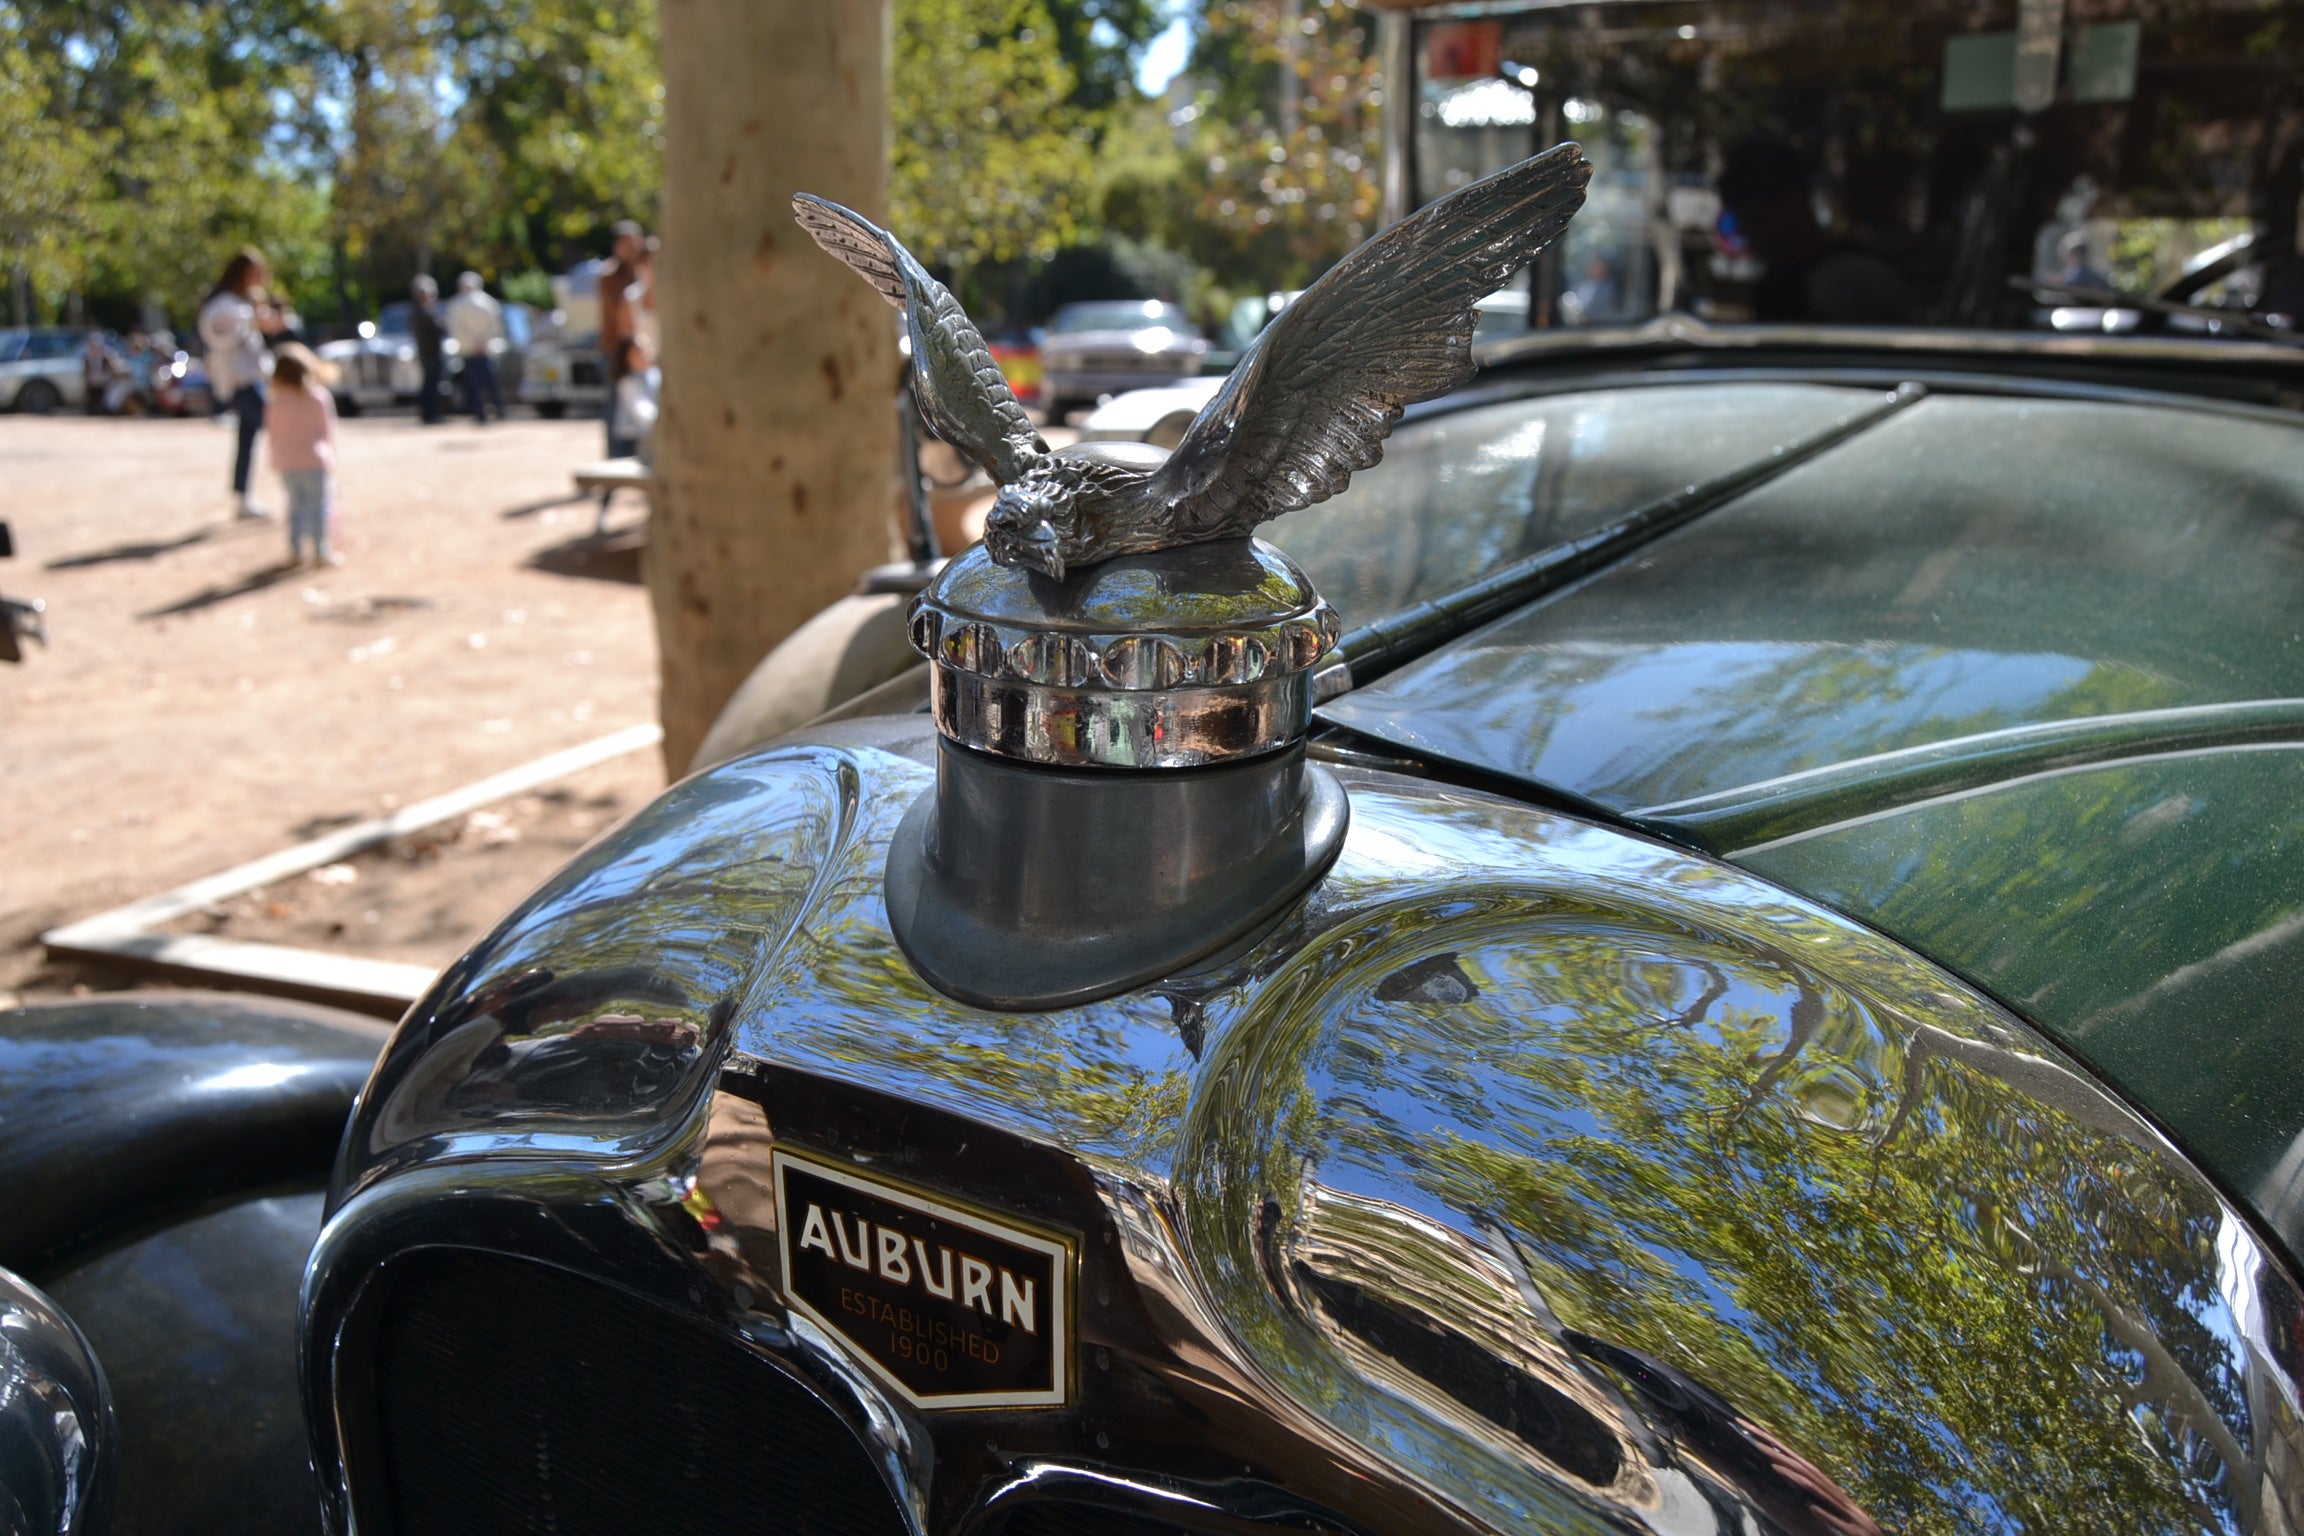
(908, 537), (1339, 769)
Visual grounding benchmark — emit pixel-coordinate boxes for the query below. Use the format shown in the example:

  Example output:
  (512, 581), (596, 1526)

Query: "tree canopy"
(3, 0), (1382, 332)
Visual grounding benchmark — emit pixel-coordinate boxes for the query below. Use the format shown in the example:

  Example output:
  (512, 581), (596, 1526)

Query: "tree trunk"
(650, 0), (898, 773)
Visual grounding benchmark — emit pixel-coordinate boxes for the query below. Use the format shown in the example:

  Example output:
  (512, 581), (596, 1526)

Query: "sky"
(1136, 12), (1192, 96)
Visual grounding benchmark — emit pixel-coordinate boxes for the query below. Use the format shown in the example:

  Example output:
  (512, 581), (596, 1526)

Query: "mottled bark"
(650, 0), (897, 771)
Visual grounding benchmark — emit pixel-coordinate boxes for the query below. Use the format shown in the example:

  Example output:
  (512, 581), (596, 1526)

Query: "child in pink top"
(268, 344), (341, 566)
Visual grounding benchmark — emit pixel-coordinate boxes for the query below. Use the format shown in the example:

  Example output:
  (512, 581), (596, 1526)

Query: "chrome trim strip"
(0, 1266), (113, 1536)
(1480, 314), (2304, 370)
(1639, 697), (2304, 848)
(1725, 739), (2304, 859)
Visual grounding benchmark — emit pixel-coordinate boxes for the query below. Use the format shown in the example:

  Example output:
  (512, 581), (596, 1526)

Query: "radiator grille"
(366, 1249), (907, 1536)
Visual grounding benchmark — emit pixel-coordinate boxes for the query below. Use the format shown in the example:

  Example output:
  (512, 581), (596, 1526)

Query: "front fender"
(0, 991), (386, 1271)
(1, 991), (385, 1536)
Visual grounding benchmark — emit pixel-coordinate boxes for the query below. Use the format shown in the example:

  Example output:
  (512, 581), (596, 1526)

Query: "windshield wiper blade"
(2006, 275), (2303, 348)
(1314, 381), (1927, 701)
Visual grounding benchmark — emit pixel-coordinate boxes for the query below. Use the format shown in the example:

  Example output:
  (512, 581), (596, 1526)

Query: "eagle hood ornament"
(795, 143), (1591, 581)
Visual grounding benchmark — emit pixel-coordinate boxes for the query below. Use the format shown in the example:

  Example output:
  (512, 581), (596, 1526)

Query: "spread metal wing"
(1146, 144), (1591, 540)
(791, 194), (1045, 484)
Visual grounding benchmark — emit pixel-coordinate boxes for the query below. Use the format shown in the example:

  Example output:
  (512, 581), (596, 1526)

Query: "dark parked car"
(8, 3), (2304, 1534)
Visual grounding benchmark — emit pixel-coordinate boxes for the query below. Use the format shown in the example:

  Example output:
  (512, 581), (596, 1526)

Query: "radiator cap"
(906, 530), (1340, 770)
(884, 534), (1348, 1011)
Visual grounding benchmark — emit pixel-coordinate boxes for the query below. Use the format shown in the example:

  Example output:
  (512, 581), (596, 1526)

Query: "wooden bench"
(572, 457), (649, 533)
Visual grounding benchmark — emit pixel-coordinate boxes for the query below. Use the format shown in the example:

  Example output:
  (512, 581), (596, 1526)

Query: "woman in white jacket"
(196, 248), (285, 519)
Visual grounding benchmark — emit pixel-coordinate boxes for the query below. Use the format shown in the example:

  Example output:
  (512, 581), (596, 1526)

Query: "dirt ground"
(0, 412), (668, 1003)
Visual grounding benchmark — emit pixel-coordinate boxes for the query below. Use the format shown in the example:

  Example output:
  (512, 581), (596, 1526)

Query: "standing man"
(598, 220), (645, 457)
(444, 271), (507, 424)
(80, 333), (117, 415)
(409, 275), (447, 425)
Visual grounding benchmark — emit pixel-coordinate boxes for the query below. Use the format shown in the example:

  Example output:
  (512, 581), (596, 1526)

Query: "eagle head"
(984, 464), (1077, 581)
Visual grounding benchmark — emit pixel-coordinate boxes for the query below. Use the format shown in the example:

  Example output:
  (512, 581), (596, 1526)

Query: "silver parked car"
(0, 328), (103, 413)
(516, 328), (605, 420)
(317, 303), (427, 415)
(1037, 299), (1207, 420)
(321, 298), (540, 415)
(519, 258), (613, 420)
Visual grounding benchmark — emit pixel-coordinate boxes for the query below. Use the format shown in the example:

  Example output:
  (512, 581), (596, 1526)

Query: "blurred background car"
(318, 304), (426, 415)
(108, 335), (208, 417)
(987, 335), (1042, 408)
(0, 328), (108, 413)
(1037, 299), (1206, 420)
(1201, 289), (1301, 373)
(490, 299), (538, 404)
(319, 297), (534, 416)
(1075, 378), (1221, 448)
(518, 259), (611, 421)
(153, 351), (211, 416)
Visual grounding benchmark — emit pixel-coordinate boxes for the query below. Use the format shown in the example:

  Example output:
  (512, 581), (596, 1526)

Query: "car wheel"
(337, 393), (363, 418)
(16, 380), (60, 415)
(1040, 395), (1070, 424)
(536, 401), (567, 420)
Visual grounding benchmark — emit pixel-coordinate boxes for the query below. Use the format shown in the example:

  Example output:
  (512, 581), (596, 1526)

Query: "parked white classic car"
(0, 329), (106, 414)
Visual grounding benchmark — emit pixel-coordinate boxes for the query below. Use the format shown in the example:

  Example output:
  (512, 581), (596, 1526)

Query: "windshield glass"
(1411, 0), (2302, 341)
(0, 331), (22, 364)
(377, 302), (412, 336)
(1050, 301), (1194, 335)
(1270, 381), (1875, 630)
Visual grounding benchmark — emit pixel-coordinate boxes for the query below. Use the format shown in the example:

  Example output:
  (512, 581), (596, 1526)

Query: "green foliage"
(1041, 0), (1164, 112)
(439, 0), (663, 261)
(0, 29), (103, 317)
(1176, 0), (1381, 291)
(319, 0), (661, 309)
(892, 0), (1099, 276)
(3, 0), (1384, 331)
(1090, 0), (1384, 319)
(2, 0), (334, 322)
(0, 0), (660, 324)
(498, 268), (555, 309)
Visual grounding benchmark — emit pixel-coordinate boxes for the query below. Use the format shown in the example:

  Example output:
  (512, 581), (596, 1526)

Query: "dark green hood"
(1314, 386), (2304, 1249)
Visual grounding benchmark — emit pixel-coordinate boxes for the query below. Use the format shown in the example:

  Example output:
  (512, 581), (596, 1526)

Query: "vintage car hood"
(1318, 388), (2304, 1244)
(322, 718), (2304, 1536)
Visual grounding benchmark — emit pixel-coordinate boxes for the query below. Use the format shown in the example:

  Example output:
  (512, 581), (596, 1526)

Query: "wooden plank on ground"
(42, 721), (663, 1018)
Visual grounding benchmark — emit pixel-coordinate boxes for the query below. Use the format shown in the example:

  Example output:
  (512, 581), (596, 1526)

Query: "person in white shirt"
(596, 334), (660, 532)
(443, 271), (507, 424)
(610, 334), (659, 463)
(196, 247), (286, 518)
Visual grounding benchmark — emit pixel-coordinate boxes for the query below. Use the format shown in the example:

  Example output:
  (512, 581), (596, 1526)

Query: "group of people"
(600, 219), (661, 464)
(186, 223), (662, 568)
(196, 246), (342, 567)
(78, 330), (197, 416)
(407, 270), (512, 426)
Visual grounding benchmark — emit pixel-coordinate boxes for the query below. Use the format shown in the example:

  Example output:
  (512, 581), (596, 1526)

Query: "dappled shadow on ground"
(138, 560), (304, 619)
(48, 525), (220, 570)
(525, 525), (644, 585)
